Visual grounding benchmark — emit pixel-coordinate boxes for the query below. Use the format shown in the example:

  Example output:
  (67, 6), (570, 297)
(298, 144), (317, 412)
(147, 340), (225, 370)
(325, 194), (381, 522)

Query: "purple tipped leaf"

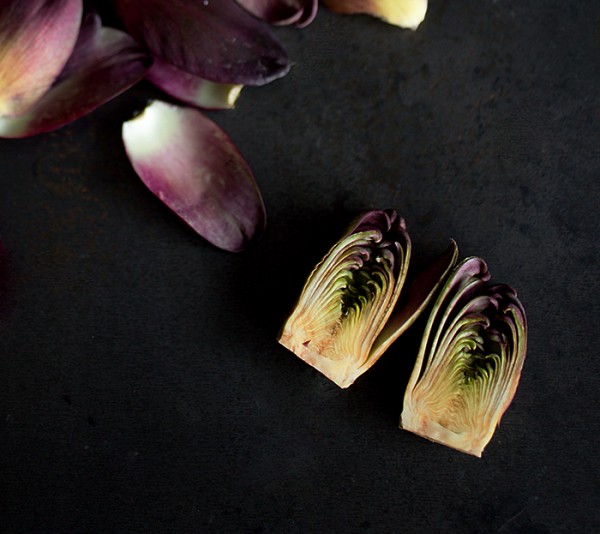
(146, 56), (243, 110)
(114, 0), (290, 85)
(0, 13), (152, 138)
(122, 100), (266, 252)
(236, 0), (318, 27)
(0, 0), (83, 117)
(372, 240), (459, 358)
(422, 257), (490, 361)
(350, 208), (406, 236)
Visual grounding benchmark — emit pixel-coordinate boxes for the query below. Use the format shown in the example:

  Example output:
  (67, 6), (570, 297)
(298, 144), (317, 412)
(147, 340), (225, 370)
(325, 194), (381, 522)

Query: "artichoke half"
(278, 210), (457, 388)
(400, 257), (527, 457)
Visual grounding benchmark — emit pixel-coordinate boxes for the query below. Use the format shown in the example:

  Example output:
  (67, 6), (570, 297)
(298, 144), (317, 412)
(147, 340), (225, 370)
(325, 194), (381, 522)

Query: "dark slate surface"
(1, 1), (599, 532)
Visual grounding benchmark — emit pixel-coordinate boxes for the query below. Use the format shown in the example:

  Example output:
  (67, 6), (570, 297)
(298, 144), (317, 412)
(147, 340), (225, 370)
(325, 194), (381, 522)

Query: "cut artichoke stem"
(400, 257), (527, 457)
(278, 210), (457, 388)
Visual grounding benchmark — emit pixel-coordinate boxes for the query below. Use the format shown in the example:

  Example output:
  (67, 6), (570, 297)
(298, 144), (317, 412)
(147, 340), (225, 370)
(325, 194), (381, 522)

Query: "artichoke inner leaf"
(406, 257), (490, 391)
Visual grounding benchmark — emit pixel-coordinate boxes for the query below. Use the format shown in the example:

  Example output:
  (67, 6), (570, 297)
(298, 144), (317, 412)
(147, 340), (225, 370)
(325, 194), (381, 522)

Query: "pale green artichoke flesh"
(278, 210), (457, 388)
(401, 257), (527, 457)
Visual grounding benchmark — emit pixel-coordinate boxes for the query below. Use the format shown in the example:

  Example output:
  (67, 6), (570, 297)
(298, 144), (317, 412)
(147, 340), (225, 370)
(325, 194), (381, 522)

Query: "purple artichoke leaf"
(121, 100), (266, 252)
(348, 209), (405, 236)
(236, 0), (318, 27)
(423, 258), (492, 358)
(114, 0), (290, 86)
(0, 12), (151, 138)
(0, 0), (83, 117)
(146, 55), (243, 110)
(373, 239), (459, 357)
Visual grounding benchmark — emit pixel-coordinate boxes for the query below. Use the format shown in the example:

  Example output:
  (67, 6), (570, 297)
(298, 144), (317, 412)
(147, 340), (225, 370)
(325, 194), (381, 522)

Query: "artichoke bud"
(278, 210), (457, 388)
(400, 257), (527, 457)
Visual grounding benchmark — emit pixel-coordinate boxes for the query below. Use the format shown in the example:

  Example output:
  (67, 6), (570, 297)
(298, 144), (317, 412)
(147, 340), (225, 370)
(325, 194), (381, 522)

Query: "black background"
(1, 1), (599, 532)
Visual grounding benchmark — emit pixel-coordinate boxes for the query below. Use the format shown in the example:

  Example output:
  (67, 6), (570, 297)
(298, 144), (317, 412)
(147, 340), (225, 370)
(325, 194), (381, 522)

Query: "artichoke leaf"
(372, 239), (458, 359)
(146, 56), (243, 110)
(236, 0), (318, 27)
(114, 0), (290, 86)
(0, 0), (83, 117)
(0, 12), (151, 138)
(122, 100), (266, 252)
(322, 0), (427, 29)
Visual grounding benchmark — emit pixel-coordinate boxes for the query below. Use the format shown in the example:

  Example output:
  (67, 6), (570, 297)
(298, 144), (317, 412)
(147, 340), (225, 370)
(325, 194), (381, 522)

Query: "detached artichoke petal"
(400, 257), (527, 457)
(279, 210), (412, 388)
(0, 13), (151, 138)
(0, 0), (83, 117)
(122, 100), (266, 252)
(114, 0), (290, 86)
(236, 0), (318, 27)
(146, 56), (243, 110)
(322, 0), (427, 29)
(372, 240), (458, 358)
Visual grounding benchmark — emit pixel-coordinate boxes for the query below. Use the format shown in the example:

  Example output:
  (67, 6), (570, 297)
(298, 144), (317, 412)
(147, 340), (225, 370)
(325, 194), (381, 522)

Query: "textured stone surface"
(0, 1), (598, 531)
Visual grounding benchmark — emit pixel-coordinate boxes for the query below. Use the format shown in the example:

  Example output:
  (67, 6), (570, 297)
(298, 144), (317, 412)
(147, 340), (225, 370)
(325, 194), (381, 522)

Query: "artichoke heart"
(278, 210), (457, 388)
(400, 257), (527, 457)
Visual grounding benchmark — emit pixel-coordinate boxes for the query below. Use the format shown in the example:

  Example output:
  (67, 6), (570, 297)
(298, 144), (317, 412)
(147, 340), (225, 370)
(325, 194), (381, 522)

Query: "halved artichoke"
(278, 210), (457, 388)
(400, 257), (527, 457)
